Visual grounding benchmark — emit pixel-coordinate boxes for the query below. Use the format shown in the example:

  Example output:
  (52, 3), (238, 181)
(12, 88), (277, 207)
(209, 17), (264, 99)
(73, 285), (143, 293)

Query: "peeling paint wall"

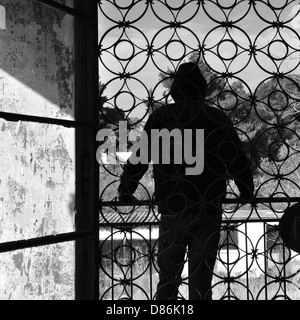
(0, 0), (75, 119)
(0, 0), (75, 300)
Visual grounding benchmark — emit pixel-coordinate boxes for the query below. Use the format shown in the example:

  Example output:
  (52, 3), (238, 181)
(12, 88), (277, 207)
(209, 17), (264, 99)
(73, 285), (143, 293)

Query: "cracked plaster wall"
(0, 0), (76, 299)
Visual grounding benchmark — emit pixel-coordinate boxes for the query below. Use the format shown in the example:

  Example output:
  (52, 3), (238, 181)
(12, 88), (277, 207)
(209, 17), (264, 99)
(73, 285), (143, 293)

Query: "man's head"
(170, 62), (207, 102)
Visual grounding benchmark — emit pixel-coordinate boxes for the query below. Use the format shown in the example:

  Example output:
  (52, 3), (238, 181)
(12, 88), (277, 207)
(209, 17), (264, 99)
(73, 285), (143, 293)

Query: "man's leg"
(187, 214), (222, 300)
(156, 215), (187, 300)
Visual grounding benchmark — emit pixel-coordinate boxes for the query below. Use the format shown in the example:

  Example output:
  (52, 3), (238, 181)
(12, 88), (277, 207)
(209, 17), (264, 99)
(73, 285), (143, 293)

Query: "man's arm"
(118, 162), (149, 202)
(118, 117), (153, 202)
(223, 118), (254, 201)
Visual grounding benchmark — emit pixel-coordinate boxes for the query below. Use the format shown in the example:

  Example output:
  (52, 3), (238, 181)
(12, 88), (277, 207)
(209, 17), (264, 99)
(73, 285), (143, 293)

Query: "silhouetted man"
(118, 62), (254, 300)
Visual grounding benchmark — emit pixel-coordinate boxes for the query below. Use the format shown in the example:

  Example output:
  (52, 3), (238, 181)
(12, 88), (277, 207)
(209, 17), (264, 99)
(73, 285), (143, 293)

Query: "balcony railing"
(100, 208), (300, 300)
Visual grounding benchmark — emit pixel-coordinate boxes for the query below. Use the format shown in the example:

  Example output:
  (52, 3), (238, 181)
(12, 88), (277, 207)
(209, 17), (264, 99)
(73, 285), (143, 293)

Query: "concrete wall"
(0, 0), (76, 299)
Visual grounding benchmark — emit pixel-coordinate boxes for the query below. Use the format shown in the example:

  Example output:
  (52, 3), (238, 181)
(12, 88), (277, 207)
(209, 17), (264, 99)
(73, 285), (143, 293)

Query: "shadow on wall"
(0, 0), (80, 300)
(0, 0), (75, 119)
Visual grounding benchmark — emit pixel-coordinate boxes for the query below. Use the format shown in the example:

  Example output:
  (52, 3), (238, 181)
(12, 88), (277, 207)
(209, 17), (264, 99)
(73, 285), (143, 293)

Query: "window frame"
(0, 0), (99, 300)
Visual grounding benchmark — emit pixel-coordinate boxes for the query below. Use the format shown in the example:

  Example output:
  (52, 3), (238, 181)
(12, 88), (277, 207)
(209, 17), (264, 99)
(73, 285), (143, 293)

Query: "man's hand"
(239, 192), (253, 204)
(118, 193), (138, 205)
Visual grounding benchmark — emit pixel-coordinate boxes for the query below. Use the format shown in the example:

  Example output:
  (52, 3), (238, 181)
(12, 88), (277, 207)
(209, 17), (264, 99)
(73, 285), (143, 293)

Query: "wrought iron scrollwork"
(98, 0), (300, 300)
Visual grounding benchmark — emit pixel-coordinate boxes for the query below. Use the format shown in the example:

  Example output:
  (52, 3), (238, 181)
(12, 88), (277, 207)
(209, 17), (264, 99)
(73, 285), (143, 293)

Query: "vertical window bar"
(74, 0), (99, 300)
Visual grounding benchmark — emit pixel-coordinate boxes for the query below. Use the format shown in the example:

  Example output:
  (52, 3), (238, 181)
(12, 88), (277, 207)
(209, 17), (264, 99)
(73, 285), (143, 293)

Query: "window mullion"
(0, 230), (94, 254)
(0, 111), (94, 128)
(35, 0), (91, 20)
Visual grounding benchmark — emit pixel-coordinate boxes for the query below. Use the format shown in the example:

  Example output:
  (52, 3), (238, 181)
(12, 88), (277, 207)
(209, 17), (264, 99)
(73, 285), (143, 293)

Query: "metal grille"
(98, 0), (300, 300)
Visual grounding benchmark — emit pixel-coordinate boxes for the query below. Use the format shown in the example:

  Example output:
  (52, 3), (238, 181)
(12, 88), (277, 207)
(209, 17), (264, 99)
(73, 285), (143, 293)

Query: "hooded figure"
(170, 62), (208, 101)
(118, 62), (254, 300)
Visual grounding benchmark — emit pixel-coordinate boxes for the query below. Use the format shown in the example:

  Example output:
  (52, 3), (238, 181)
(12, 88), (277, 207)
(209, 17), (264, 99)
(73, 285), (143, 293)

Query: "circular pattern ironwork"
(98, 0), (300, 300)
